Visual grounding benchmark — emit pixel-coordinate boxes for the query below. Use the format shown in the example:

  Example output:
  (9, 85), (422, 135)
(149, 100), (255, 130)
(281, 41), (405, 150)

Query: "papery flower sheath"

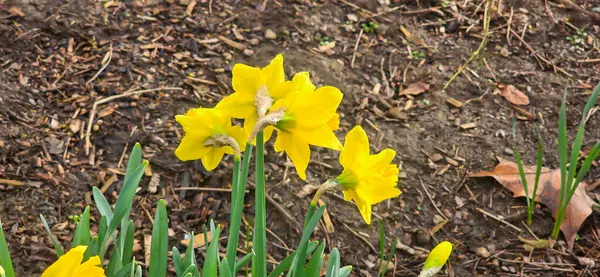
(41, 246), (105, 277)
(334, 126), (401, 224)
(175, 107), (246, 170)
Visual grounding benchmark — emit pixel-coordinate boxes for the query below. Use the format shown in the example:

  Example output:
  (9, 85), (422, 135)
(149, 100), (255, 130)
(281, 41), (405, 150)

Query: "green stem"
(225, 145), (253, 274)
(252, 131), (267, 277)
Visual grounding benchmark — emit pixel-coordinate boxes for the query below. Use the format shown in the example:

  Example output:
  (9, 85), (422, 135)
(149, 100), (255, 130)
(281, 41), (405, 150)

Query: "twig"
(509, 29), (572, 78)
(339, 220), (378, 253)
(174, 187), (247, 193)
(85, 45), (112, 86)
(85, 87), (183, 155)
(476, 207), (523, 232)
(265, 193), (302, 233)
(443, 0), (492, 90)
(418, 177), (447, 219)
(350, 29), (363, 68)
(506, 7), (513, 46)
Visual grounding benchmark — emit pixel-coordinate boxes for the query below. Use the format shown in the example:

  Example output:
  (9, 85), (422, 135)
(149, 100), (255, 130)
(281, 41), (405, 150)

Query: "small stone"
(0, 140), (4, 148)
(475, 247), (490, 258)
(433, 214), (445, 224)
(386, 107), (407, 120)
(460, 122), (476, 130)
(500, 47), (511, 57)
(414, 230), (431, 246)
(347, 13), (359, 22)
(431, 153), (444, 162)
(243, 49), (254, 56)
(50, 118), (60, 130)
(265, 29), (277, 39)
(69, 119), (81, 133)
(249, 38), (260, 45)
(93, 124), (100, 132)
(509, 266), (516, 273)
(504, 148), (514, 156)
(501, 266), (510, 272)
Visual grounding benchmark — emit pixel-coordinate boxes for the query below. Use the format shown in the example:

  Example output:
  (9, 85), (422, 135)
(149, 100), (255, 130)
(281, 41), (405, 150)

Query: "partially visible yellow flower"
(334, 126), (401, 224)
(270, 72), (343, 180)
(42, 246), (105, 277)
(0, 265), (6, 277)
(217, 54), (291, 139)
(175, 107), (247, 170)
(419, 241), (453, 277)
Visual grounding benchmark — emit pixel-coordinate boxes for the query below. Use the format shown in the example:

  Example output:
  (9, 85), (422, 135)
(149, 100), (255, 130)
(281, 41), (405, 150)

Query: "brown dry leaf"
(470, 158), (595, 250)
(400, 81), (430, 96)
(497, 84), (530, 105)
(181, 232), (212, 248)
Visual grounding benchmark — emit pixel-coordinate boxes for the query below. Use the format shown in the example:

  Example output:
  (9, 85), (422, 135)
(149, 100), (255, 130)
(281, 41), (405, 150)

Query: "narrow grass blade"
(39, 214), (63, 257)
(377, 219), (385, 277)
(512, 118), (531, 205)
(148, 200), (168, 277)
(253, 131), (267, 277)
(268, 242), (320, 277)
(183, 233), (196, 269)
(553, 88), (569, 239)
(172, 247), (184, 277)
(72, 206), (91, 247)
(121, 220), (135, 265)
(0, 219), (15, 277)
(325, 248), (340, 277)
(570, 142), (600, 199)
(235, 252), (253, 273)
(92, 186), (113, 225)
(382, 239), (397, 275)
(292, 205), (326, 277)
(305, 241), (326, 277)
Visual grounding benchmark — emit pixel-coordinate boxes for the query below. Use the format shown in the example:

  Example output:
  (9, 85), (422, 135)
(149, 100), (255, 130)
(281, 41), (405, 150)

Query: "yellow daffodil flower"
(41, 246), (105, 277)
(0, 265), (6, 277)
(269, 72), (343, 180)
(334, 126), (401, 224)
(175, 107), (247, 170)
(419, 241), (453, 277)
(217, 54), (291, 139)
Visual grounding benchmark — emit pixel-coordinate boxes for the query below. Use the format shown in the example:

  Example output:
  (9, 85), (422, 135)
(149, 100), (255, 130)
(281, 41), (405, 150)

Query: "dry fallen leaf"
(470, 158), (595, 250)
(497, 84), (530, 105)
(181, 232), (212, 248)
(400, 81), (430, 96)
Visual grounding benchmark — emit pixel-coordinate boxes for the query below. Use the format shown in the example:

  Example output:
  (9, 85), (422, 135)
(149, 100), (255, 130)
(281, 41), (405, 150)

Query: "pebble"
(265, 29), (277, 39)
(475, 247), (490, 257)
(433, 214), (445, 224)
(414, 230), (431, 245)
(249, 38), (260, 45)
(504, 148), (514, 156)
(500, 47), (511, 57)
(347, 13), (358, 22)
(243, 49), (254, 56)
(431, 153), (444, 162)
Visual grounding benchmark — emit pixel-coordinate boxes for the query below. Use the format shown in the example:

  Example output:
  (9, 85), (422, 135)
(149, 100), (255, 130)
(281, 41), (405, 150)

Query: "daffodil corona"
(269, 72), (343, 180)
(175, 107), (246, 170)
(419, 241), (453, 277)
(334, 126), (401, 224)
(41, 246), (105, 277)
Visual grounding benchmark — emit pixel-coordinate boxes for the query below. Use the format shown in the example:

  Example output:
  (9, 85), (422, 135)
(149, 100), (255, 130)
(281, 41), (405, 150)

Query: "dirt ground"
(1, 0), (600, 276)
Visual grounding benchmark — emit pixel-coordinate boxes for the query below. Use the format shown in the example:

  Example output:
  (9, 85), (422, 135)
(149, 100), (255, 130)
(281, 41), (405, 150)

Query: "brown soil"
(1, 0), (600, 276)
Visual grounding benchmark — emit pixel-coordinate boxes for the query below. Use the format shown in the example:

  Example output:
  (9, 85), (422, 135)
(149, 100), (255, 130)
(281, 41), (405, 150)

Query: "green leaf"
(39, 214), (63, 257)
(203, 221), (221, 276)
(182, 264), (198, 277)
(72, 206), (91, 247)
(84, 236), (100, 261)
(183, 233), (196, 269)
(570, 142), (600, 199)
(325, 248), (340, 277)
(113, 261), (136, 277)
(0, 218), (15, 277)
(305, 241), (326, 277)
(125, 143), (143, 183)
(235, 252), (253, 273)
(92, 186), (113, 225)
(134, 264), (143, 277)
(121, 220), (135, 265)
(107, 247), (124, 276)
(339, 266), (353, 277)
(148, 200), (169, 277)
(268, 242), (320, 277)
(219, 258), (233, 277)
(173, 247), (184, 277)
(553, 88), (569, 239)
(253, 131), (267, 277)
(292, 205), (326, 277)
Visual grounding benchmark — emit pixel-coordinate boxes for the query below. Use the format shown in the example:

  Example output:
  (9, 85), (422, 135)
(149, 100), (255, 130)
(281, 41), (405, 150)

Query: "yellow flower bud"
(419, 241), (453, 277)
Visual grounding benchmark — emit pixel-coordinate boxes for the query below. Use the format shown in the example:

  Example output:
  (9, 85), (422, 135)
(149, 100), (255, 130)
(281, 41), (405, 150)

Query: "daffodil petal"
(175, 135), (212, 161)
(232, 64), (264, 96)
(74, 256), (105, 276)
(357, 176), (401, 204)
(270, 80), (293, 101)
(327, 113), (340, 131)
(261, 54), (285, 92)
(291, 72), (316, 94)
(363, 149), (397, 176)
(201, 147), (228, 171)
(274, 132), (310, 180)
(354, 197), (372, 225)
(295, 126), (342, 150)
(339, 126), (370, 169)
(292, 86), (343, 129)
(227, 125), (248, 152)
(216, 93), (256, 119)
(41, 246), (87, 277)
(175, 115), (215, 136)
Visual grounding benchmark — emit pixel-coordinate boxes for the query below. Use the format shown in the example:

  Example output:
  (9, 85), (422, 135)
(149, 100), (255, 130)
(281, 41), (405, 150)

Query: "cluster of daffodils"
(175, 54), (399, 224)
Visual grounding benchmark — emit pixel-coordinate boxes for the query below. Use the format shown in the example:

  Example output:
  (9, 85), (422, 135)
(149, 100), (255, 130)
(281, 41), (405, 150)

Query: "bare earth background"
(1, 0), (600, 276)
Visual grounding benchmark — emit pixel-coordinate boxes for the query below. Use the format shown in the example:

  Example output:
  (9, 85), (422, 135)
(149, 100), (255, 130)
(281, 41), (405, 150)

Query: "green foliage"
(361, 21), (379, 33)
(0, 219), (15, 277)
(149, 200), (169, 277)
(566, 28), (588, 52)
(552, 83), (600, 238)
(412, 50), (426, 60)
